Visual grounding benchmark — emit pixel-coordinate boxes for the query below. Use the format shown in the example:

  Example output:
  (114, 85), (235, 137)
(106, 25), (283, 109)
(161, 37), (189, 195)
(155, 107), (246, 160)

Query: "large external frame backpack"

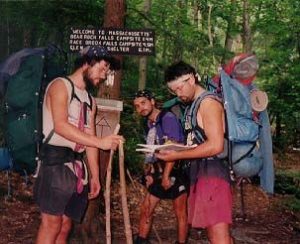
(0, 45), (68, 174)
(163, 54), (274, 194)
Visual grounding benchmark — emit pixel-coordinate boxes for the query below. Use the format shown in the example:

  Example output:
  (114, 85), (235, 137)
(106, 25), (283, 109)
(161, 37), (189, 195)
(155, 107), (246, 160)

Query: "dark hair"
(164, 60), (198, 83)
(133, 89), (155, 101)
(73, 55), (115, 70)
(73, 46), (120, 71)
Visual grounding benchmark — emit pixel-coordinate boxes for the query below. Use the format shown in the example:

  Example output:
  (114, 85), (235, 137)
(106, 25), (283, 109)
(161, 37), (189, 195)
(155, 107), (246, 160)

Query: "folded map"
(136, 143), (197, 153)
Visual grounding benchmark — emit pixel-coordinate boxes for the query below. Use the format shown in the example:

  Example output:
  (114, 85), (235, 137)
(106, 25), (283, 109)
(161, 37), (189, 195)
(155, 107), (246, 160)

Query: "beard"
(83, 70), (97, 92)
(179, 95), (193, 104)
(142, 106), (154, 118)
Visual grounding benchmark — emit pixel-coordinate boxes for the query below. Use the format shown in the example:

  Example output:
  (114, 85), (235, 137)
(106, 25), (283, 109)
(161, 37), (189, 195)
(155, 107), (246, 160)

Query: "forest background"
(0, 0), (299, 208)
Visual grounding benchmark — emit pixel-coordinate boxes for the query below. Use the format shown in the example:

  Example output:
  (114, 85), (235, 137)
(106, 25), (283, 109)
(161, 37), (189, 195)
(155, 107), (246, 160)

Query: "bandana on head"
(134, 89), (154, 100)
(80, 46), (109, 58)
(79, 46), (120, 70)
(169, 74), (192, 85)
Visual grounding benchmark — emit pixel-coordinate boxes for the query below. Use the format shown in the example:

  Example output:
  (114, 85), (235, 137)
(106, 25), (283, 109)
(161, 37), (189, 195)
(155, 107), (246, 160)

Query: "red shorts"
(188, 177), (232, 228)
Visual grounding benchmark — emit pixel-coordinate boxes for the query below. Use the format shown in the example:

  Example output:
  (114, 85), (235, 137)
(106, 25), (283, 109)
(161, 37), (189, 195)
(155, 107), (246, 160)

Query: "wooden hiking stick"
(118, 141), (133, 244)
(105, 124), (120, 244)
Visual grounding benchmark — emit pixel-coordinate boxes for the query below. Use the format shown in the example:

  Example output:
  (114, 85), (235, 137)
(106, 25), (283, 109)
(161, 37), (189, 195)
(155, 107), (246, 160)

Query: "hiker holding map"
(133, 89), (188, 244)
(156, 61), (233, 244)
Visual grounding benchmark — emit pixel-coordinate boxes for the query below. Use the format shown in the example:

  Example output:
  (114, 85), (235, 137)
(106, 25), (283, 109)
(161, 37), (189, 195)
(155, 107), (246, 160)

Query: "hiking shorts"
(147, 175), (188, 200)
(34, 163), (88, 223)
(188, 177), (232, 228)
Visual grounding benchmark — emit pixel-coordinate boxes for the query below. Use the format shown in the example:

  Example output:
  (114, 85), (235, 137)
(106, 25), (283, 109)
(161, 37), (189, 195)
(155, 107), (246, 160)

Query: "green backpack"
(2, 45), (67, 174)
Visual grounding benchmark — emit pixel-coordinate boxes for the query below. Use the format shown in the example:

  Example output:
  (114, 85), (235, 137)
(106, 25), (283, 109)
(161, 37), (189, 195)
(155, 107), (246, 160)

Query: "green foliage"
(0, 99), (4, 146)
(119, 96), (154, 174)
(0, 0), (105, 61)
(275, 170), (300, 196)
(285, 198), (300, 212)
(1, 0), (300, 173)
(275, 170), (300, 211)
(252, 0), (300, 149)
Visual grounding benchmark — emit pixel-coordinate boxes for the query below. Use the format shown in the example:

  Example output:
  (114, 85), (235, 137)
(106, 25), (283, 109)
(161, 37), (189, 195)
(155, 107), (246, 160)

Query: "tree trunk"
(275, 112), (281, 146)
(222, 0), (236, 64)
(23, 29), (31, 48)
(98, 0), (125, 99)
(78, 1), (126, 243)
(173, 0), (185, 61)
(6, 11), (10, 57)
(138, 0), (151, 90)
(242, 0), (252, 53)
(207, 3), (216, 68)
(193, 0), (203, 31)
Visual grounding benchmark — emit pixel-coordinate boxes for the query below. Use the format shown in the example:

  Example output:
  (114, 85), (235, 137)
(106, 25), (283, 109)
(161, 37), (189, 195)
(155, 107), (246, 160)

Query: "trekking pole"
(105, 124), (120, 244)
(118, 141), (133, 244)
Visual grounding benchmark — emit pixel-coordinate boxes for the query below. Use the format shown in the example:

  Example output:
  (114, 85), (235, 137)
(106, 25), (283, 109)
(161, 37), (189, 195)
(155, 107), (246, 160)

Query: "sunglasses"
(167, 74), (192, 95)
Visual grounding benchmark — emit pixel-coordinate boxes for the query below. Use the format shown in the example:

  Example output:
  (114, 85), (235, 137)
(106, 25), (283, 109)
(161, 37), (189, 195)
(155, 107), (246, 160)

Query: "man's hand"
(155, 150), (179, 162)
(161, 176), (172, 190)
(99, 135), (124, 150)
(145, 175), (154, 188)
(88, 177), (101, 199)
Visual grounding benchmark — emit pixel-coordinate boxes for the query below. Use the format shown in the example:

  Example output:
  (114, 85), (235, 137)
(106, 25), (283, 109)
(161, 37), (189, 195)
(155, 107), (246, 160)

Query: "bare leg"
(36, 213), (63, 244)
(138, 193), (160, 238)
(173, 193), (188, 243)
(207, 222), (231, 244)
(55, 215), (72, 244)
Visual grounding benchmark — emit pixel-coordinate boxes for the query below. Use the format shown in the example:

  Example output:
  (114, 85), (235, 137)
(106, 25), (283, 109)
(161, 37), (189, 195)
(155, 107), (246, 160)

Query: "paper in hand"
(136, 143), (197, 154)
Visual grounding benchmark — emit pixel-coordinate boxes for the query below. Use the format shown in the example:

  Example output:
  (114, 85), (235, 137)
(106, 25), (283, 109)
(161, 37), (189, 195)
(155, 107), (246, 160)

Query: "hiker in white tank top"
(43, 77), (92, 152)
(35, 46), (124, 244)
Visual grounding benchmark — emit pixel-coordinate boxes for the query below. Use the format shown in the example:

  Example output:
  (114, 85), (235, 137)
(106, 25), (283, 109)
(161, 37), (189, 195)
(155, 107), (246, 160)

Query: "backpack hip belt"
(40, 144), (84, 166)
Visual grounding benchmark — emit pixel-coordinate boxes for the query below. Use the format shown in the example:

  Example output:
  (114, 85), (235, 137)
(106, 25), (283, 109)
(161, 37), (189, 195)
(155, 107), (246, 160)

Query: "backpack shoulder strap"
(63, 76), (81, 103)
(155, 109), (169, 144)
(63, 76), (93, 109)
(190, 91), (222, 143)
(87, 92), (93, 110)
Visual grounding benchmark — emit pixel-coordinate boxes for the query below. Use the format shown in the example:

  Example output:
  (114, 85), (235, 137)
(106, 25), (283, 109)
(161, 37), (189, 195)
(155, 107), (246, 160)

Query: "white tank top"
(42, 77), (92, 151)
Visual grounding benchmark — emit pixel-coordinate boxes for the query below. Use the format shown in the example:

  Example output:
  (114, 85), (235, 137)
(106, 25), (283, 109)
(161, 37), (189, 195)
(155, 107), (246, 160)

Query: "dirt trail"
(0, 172), (299, 244)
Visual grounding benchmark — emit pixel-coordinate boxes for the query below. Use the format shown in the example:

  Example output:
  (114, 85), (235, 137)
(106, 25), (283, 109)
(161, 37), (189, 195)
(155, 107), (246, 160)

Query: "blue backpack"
(163, 70), (274, 194)
(0, 147), (13, 171)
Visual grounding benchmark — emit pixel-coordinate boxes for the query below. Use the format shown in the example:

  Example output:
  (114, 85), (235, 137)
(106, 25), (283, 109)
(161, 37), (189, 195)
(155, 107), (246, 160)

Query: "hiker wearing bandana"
(157, 61), (233, 244)
(133, 90), (188, 244)
(34, 46), (124, 244)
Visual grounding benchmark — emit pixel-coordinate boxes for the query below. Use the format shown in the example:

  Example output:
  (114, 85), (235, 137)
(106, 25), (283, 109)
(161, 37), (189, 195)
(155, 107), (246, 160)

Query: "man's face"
(83, 60), (111, 87)
(167, 73), (194, 103)
(133, 97), (155, 118)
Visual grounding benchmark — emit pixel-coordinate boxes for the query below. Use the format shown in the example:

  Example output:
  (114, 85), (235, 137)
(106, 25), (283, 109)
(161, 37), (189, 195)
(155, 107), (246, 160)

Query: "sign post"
(69, 27), (154, 243)
(95, 98), (123, 183)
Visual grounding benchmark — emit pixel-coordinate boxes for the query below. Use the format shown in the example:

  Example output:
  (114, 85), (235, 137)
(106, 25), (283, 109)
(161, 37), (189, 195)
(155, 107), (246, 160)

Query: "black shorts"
(34, 163), (88, 222)
(148, 175), (188, 200)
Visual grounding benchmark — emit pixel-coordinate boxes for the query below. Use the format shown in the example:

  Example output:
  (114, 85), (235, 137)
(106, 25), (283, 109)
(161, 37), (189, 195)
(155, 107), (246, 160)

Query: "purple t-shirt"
(147, 111), (184, 145)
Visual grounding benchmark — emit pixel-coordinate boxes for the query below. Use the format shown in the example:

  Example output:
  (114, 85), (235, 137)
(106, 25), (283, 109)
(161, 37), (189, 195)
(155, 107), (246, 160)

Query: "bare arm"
(161, 160), (175, 190)
(85, 98), (101, 198)
(47, 79), (123, 150)
(156, 98), (224, 161)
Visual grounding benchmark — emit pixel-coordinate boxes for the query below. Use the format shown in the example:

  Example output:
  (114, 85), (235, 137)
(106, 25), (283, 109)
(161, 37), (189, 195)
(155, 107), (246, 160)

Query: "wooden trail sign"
(69, 27), (155, 56)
